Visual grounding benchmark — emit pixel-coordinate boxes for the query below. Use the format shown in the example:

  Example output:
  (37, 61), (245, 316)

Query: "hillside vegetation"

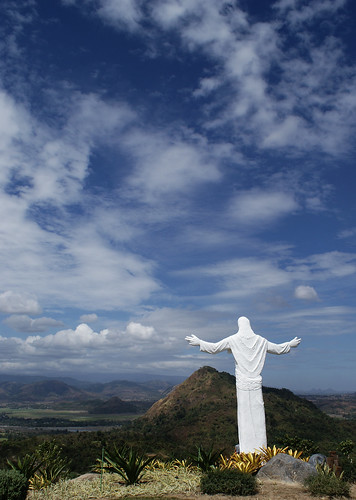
(126, 366), (356, 456)
(0, 366), (354, 475)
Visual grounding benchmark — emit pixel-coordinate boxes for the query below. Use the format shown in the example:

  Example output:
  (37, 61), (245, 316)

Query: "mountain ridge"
(129, 366), (356, 455)
(0, 378), (175, 403)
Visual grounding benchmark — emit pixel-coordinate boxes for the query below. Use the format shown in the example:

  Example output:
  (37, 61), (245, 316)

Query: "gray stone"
(70, 473), (99, 482)
(257, 453), (317, 483)
(309, 453), (327, 468)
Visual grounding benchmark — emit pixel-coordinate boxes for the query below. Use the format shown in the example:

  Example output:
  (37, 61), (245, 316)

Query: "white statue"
(185, 316), (301, 453)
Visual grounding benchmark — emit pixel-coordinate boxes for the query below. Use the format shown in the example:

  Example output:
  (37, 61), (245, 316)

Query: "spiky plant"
(258, 445), (289, 463)
(189, 445), (224, 471)
(220, 452), (263, 474)
(7, 454), (42, 483)
(104, 445), (155, 485)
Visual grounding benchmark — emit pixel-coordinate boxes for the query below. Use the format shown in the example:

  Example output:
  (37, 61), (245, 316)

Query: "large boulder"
(257, 453), (317, 483)
(308, 453), (327, 468)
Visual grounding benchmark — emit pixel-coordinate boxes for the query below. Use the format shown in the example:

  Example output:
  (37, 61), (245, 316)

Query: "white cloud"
(0, 320), (173, 375)
(294, 285), (319, 301)
(123, 129), (221, 203)
(80, 313), (98, 323)
(62, 0), (356, 157)
(0, 83), (160, 311)
(338, 227), (356, 239)
(0, 291), (42, 314)
(3, 315), (64, 333)
(188, 258), (291, 299)
(125, 321), (156, 340)
(229, 190), (298, 225)
(29, 323), (109, 349)
(290, 252), (356, 280)
(274, 0), (347, 26)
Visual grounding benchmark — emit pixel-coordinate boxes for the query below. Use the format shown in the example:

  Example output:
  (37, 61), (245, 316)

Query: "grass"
(27, 468), (201, 499)
(25, 469), (356, 500)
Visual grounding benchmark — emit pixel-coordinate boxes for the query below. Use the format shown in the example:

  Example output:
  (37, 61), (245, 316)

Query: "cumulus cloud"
(0, 292), (42, 315)
(0, 321), (170, 375)
(125, 322), (156, 340)
(3, 315), (64, 333)
(29, 323), (109, 348)
(294, 285), (319, 301)
(80, 313), (98, 323)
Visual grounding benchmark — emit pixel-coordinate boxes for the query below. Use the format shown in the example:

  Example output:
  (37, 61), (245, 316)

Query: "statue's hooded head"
(237, 316), (255, 337)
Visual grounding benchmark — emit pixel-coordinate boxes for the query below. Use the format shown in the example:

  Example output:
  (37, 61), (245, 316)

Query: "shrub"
(340, 457), (356, 483)
(200, 468), (258, 496)
(304, 465), (351, 498)
(281, 434), (319, 455)
(339, 440), (354, 457)
(0, 469), (28, 500)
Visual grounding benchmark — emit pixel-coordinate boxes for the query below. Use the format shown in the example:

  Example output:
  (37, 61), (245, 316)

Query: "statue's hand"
(289, 337), (301, 348)
(185, 334), (201, 346)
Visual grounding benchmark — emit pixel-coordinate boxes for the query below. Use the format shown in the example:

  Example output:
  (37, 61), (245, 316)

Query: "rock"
(70, 473), (99, 482)
(309, 453), (327, 468)
(257, 453), (317, 483)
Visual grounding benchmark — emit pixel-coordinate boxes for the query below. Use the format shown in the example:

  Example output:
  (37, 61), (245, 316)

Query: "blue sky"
(0, 0), (355, 392)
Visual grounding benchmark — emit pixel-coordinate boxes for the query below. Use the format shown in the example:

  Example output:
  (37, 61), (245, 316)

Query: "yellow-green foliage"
(220, 446), (309, 474)
(259, 445), (309, 464)
(258, 445), (289, 462)
(220, 452), (263, 474)
(287, 448), (309, 461)
(146, 458), (194, 471)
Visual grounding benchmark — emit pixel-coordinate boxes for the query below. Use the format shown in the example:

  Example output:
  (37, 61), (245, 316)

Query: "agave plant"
(7, 453), (43, 482)
(104, 445), (155, 485)
(145, 458), (169, 470)
(220, 451), (263, 474)
(171, 459), (194, 470)
(258, 445), (289, 463)
(287, 448), (309, 461)
(34, 441), (70, 489)
(189, 445), (224, 471)
(28, 473), (50, 491)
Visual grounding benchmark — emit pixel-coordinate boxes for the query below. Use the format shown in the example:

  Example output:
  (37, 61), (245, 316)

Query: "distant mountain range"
(0, 376), (176, 404)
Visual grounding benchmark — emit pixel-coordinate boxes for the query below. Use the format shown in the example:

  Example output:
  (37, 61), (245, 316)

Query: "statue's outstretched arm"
(185, 334), (231, 354)
(267, 336), (301, 355)
(185, 334), (201, 346)
(289, 336), (301, 348)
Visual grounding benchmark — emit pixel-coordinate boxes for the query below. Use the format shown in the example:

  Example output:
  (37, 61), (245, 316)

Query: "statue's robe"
(199, 333), (291, 453)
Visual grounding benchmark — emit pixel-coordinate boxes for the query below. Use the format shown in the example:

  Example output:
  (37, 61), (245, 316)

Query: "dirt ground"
(95, 479), (356, 500)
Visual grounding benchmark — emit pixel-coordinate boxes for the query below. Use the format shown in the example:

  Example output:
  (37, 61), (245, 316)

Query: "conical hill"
(130, 366), (355, 456)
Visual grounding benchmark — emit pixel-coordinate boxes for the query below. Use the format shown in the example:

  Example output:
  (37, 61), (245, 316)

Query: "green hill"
(128, 366), (356, 456)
